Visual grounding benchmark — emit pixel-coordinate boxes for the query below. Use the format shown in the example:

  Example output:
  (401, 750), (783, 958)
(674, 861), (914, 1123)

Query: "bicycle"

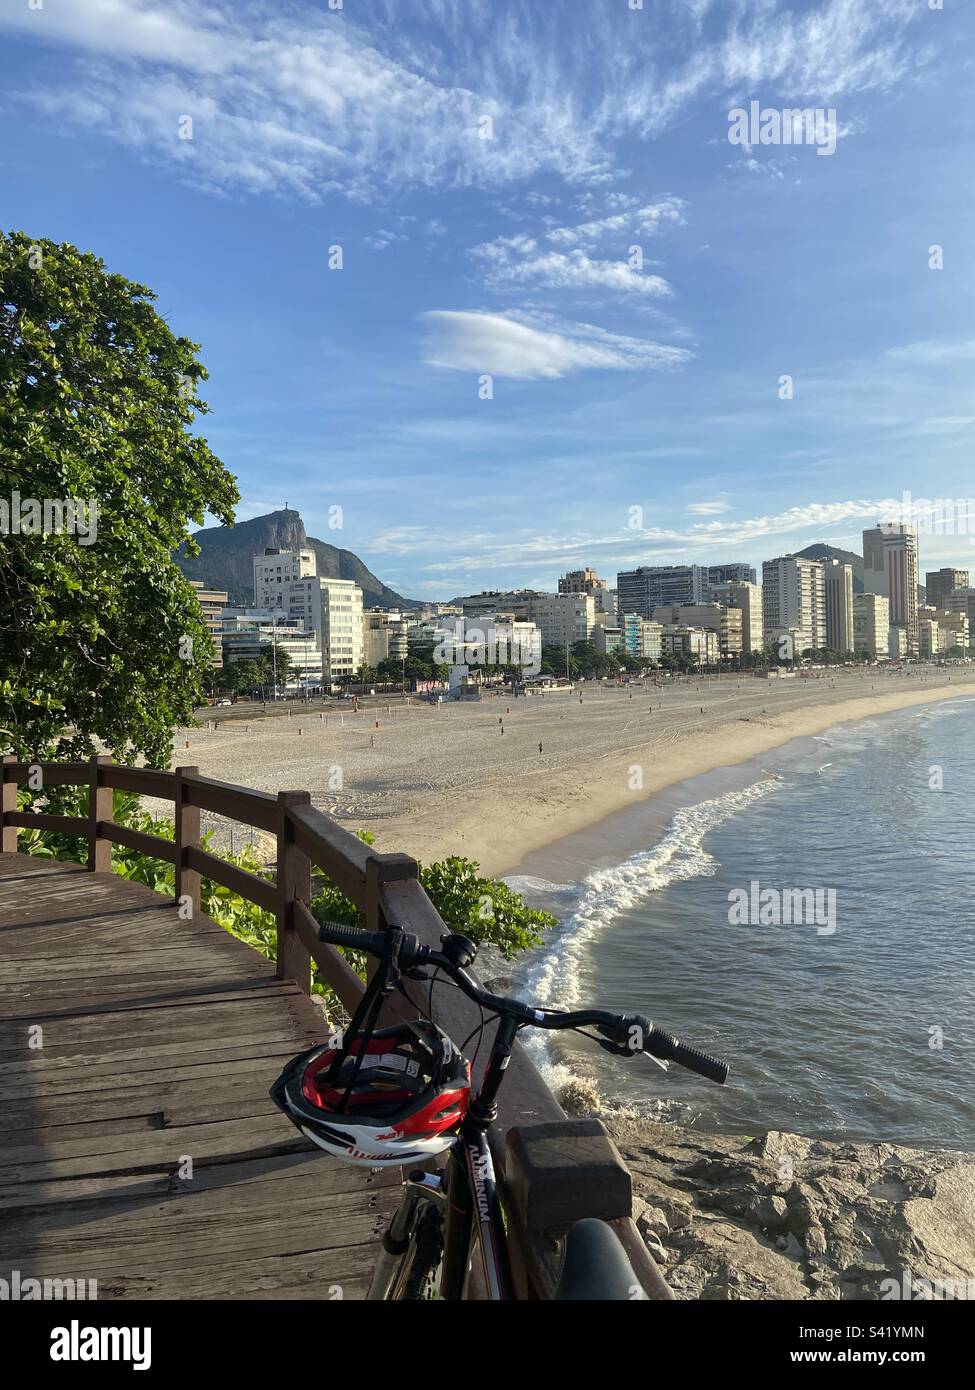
(272, 920), (728, 1301)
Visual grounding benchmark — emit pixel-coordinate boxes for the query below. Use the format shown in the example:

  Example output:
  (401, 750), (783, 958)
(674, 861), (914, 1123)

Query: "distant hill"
(794, 543), (865, 594)
(175, 508), (420, 609)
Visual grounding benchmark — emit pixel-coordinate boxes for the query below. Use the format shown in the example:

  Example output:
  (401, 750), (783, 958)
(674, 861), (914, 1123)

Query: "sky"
(2, 0), (973, 600)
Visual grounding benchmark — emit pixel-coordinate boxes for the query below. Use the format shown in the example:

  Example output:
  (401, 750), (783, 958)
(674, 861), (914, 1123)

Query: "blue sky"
(2, 0), (973, 599)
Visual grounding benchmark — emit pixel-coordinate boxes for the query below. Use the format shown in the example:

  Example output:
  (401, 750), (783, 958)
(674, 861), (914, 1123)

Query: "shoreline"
(480, 681), (975, 878)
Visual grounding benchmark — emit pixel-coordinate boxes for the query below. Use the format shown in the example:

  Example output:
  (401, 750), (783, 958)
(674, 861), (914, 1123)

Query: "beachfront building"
(660, 625), (720, 666)
(219, 610), (324, 686)
(620, 614), (664, 663)
(592, 621), (625, 656)
(925, 569), (969, 611)
(889, 626), (909, 660)
(918, 605), (970, 657)
(822, 559), (855, 655)
(651, 603), (743, 660)
(762, 557), (827, 653)
(918, 615), (942, 660)
(943, 587), (975, 636)
(252, 548), (363, 685)
(853, 593), (890, 661)
(862, 524), (919, 656)
(456, 590), (594, 646)
(616, 565), (708, 618)
(709, 580), (764, 657)
(189, 580), (229, 667)
(362, 609), (409, 667)
(428, 614), (541, 673)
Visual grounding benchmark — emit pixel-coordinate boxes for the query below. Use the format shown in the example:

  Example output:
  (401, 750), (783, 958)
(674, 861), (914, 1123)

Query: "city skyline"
(3, 1), (974, 597)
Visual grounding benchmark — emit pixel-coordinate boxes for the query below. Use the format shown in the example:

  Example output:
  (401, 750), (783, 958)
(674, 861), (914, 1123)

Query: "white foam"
(516, 778), (781, 1094)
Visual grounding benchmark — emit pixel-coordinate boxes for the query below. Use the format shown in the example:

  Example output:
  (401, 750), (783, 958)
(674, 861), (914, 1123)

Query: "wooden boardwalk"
(0, 854), (401, 1299)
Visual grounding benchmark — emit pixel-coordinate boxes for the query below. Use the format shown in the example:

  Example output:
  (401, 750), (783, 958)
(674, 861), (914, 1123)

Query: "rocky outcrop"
(601, 1114), (975, 1301)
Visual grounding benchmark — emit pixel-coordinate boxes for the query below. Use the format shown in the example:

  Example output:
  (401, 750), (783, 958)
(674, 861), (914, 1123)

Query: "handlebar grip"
(317, 920), (389, 955)
(646, 1027), (729, 1084)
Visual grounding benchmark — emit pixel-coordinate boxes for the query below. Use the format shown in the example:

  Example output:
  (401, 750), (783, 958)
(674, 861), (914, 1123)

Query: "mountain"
(175, 508), (420, 609)
(794, 543), (865, 593)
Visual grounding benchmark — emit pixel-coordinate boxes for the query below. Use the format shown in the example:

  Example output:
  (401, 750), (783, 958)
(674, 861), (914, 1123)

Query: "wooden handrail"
(0, 754), (668, 1299)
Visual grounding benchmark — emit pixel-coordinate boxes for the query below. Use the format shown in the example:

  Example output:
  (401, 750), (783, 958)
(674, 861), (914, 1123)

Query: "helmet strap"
(332, 930), (402, 1114)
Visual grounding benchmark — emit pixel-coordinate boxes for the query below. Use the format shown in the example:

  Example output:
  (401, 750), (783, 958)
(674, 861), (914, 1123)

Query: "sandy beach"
(175, 667), (975, 876)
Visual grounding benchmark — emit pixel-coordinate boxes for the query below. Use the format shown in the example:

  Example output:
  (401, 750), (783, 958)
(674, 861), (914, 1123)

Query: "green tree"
(0, 231), (238, 765)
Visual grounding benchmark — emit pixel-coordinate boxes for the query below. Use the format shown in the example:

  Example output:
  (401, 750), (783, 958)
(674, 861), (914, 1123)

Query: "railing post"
(277, 790), (312, 992)
(2, 756), (18, 854)
(87, 755), (113, 873)
(174, 765), (201, 916)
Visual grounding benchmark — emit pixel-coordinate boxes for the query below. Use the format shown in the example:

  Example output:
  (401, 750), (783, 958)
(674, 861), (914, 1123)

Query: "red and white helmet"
(271, 1020), (470, 1168)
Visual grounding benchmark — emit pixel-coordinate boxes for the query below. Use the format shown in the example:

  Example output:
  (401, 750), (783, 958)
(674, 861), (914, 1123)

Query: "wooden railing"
(0, 755), (671, 1300)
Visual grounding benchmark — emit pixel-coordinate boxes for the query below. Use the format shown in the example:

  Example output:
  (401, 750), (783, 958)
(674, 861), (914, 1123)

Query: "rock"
(605, 1117), (975, 1302)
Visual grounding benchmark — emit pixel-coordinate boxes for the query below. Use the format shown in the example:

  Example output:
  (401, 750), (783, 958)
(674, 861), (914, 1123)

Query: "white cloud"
(545, 198), (687, 248)
(419, 310), (692, 379)
(470, 237), (673, 298)
(0, 0), (933, 202)
(687, 499), (731, 515)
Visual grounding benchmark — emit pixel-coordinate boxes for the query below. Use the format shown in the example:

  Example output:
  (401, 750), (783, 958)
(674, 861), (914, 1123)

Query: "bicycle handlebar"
(317, 920), (728, 1085)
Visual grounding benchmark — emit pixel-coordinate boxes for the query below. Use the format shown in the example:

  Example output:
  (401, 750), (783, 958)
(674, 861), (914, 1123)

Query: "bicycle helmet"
(271, 1019), (471, 1168)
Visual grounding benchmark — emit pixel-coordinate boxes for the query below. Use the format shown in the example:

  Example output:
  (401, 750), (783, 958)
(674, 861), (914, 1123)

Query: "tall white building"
(709, 581), (764, 655)
(853, 593), (889, 661)
(252, 548), (363, 684)
(762, 557), (827, 653)
(862, 524), (919, 655)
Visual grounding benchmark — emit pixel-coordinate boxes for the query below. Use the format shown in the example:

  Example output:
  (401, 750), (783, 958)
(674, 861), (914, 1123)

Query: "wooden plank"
(287, 801), (371, 900)
(185, 846), (278, 915)
(181, 771), (279, 833)
(101, 821), (176, 863)
(101, 765), (175, 800)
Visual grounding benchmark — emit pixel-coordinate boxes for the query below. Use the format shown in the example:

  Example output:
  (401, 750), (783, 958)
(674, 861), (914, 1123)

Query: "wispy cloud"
(470, 236), (673, 298)
(1, 0), (933, 202)
(419, 309), (693, 379)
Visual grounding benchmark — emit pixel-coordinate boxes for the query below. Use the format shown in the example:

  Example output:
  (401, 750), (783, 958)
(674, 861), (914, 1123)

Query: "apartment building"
(918, 605), (970, 657)
(925, 568), (970, 611)
(252, 548), (363, 684)
(706, 563), (757, 587)
(822, 559), (855, 654)
(362, 609), (409, 667)
(660, 626), (720, 665)
(592, 622), (625, 656)
(219, 610), (323, 685)
(651, 603), (743, 658)
(862, 525), (919, 655)
(762, 557), (827, 652)
(558, 568), (607, 598)
(943, 587), (975, 631)
(189, 580), (229, 667)
(620, 613), (663, 663)
(709, 580), (764, 655)
(252, 548), (317, 610)
(853, 592), (890, 661)
(616, 565), (708, 618)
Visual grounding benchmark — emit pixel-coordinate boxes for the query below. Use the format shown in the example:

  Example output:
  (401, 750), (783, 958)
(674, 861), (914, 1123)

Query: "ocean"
(507, 697), (975, 1152)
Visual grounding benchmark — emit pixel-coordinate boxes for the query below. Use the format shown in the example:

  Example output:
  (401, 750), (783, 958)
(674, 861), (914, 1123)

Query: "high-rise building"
(252, 548), (363, 684)
(456, 591), (594, 646)
(762, 557), (827, 653)
(616, 565), (708, 618)
(822, 559), (855, 654)
(853, 593), (890, 661)
(709, 581), (764, 655)
(862, 525), (919, 655)
(707, 563), (757, 588)
(925, 568), (970, 611)
(943, 587), (975, 633)
(252, 548), (317, 610)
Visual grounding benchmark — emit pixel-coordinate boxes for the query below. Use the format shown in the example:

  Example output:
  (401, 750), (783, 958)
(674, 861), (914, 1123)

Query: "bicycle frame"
(368, 1012), (519, 1301)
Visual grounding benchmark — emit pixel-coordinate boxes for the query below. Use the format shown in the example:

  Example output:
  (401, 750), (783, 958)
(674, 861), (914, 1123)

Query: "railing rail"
(0, 754), (668, 1300)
